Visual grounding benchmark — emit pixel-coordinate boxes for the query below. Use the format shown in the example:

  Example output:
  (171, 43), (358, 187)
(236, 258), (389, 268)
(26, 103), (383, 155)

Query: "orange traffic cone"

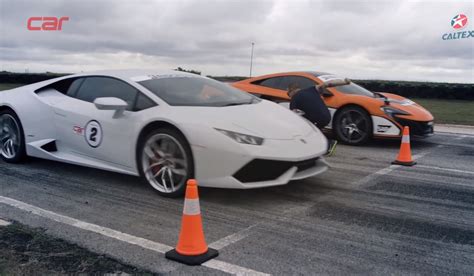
(165, 179), (218, 265)
(392, 126), (416, 166)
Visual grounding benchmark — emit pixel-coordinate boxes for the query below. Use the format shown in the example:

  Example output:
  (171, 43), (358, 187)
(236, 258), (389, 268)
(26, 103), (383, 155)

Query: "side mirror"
(316, 85), (334, 97)
(94, 97), (128, 118)
(321, 88), (334, 97)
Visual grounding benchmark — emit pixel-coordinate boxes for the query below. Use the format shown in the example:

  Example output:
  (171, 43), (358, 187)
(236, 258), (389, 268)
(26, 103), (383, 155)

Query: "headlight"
(381, 106), (410, 116)
(215, 128), (264, 145)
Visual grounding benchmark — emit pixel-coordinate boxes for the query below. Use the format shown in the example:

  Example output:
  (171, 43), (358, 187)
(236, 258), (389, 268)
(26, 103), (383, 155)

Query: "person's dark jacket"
(289, 86), (331, 128)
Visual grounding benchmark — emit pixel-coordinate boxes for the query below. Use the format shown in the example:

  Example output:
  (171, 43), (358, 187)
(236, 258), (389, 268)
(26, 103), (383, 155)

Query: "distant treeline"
(354, 80), (473, 101)
(1, 71), (472, 100)
(0, 71), (69, 84)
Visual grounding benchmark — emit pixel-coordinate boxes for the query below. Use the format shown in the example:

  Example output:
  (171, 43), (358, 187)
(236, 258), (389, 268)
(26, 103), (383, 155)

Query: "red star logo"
(451, 14), (468, 30)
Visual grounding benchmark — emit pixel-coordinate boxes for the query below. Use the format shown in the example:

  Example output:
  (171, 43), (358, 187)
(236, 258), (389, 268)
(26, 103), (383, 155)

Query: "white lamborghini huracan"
(0, 70), (328, 197)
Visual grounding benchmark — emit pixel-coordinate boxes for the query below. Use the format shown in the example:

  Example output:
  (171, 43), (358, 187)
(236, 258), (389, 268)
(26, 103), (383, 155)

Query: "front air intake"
(233, 157), (319, 183)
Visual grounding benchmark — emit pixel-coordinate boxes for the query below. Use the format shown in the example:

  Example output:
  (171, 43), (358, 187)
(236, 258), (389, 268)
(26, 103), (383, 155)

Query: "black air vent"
(233, 157), (319, 183)
(41, 141), (57, 152)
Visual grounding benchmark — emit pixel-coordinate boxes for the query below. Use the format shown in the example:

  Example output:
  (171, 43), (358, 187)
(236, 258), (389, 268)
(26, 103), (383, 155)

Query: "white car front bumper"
(196, 157), (328, 189)
(187, 126), (329, 189)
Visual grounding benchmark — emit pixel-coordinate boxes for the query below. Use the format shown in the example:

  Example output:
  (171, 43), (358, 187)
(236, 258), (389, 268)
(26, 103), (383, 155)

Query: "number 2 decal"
(89, 128), (97, 142)
(85, 120), (102, 148)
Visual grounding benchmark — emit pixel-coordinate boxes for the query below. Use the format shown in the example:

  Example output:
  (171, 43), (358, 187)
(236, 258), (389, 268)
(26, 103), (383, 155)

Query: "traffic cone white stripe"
(401, 135), (410, 143)
(183, 198), (201, 215)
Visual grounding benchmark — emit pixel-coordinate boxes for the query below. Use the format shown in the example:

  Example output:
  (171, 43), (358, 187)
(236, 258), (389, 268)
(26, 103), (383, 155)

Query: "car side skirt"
(26, 140), (138, 176)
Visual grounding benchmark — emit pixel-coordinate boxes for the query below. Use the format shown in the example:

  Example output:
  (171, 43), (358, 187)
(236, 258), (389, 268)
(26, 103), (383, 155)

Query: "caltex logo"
(451, 14), (468, 29)
(442, 13), (473, 41)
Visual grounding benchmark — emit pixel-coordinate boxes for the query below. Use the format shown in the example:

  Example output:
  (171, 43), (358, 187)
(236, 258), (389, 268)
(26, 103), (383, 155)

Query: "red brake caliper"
(150, 151), (161, 175)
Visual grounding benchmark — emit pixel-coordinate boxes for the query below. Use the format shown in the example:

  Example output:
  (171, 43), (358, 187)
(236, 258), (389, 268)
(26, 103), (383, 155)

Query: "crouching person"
(287, 84), (337, 156)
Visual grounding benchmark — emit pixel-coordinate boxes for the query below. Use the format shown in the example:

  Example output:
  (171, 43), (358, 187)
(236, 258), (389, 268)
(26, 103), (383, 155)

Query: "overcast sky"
(0, 0), (473, 83)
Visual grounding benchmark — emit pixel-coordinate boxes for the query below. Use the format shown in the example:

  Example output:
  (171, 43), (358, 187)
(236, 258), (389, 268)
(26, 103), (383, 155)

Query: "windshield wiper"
(221, 102), (249, 107)
(221, 98), (259, 107)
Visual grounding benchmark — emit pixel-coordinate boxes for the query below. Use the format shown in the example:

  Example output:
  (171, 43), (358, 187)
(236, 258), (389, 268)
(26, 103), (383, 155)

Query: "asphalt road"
(1, 132), (473, 275)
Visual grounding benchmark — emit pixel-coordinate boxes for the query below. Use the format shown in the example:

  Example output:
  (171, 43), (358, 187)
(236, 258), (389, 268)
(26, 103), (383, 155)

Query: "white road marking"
(203, 259), (270, 276)
(0, 195), (268, 275)
(0, 195), (173, 253)
(416, 165), (474, 175)
(455, 135), (467, 140)
(209, 225), (256, 250)
(412, 146), (439, 160)
(353, 147), (440, 188)
(208, 203), (314, 252)
(207, 203), (313, 253)
(352, 165), (399, 187)
(0, 218), (11, 226)
(374, 165), (398, 176)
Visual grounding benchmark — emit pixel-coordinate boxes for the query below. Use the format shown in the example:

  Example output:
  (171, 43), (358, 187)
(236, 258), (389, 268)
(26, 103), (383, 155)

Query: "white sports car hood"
(172, 100), (314, 140)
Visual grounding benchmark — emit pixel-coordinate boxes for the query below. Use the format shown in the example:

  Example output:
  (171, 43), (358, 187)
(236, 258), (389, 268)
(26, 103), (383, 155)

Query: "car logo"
(451, 14), (468, 30)
(300, 139), (307, 144)
(376, 125), (391, 133)
(73, 126), (84, 135)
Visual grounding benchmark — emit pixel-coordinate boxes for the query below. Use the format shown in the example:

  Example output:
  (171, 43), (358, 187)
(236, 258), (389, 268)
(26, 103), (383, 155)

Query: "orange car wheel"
(333, 106), (372, 145)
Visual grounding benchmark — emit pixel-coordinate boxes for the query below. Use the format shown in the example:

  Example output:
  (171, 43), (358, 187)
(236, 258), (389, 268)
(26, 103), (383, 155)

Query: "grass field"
(413, 98), (474, 125)
(0, 83), (471, 125)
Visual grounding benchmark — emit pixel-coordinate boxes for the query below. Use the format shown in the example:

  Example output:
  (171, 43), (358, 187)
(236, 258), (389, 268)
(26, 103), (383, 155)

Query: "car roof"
(76, 69), (200, 82)
(18, 69), (203, 91)
(303, 71), (331, 77)
(243, 71), (332, 81)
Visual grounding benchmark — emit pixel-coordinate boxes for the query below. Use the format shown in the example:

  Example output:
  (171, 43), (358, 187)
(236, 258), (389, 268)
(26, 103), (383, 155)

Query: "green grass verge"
(0, 83), (25, 91)
(413, 98), (474, 125)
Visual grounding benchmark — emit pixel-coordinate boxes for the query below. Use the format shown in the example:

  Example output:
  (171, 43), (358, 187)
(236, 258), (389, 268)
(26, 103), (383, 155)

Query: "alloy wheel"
(0, 114), (21, 159)
(339, 109), (370, 144)
(141, 133), (189, 194)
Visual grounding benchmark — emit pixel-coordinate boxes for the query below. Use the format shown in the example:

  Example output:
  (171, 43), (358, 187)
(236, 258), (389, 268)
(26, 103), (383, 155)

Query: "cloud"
(0, 0), (472, 83)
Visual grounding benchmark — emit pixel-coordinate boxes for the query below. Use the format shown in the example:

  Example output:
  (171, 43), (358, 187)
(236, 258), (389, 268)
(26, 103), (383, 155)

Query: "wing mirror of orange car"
(321, 89), (334, 97)
(316, 85), (334, 97)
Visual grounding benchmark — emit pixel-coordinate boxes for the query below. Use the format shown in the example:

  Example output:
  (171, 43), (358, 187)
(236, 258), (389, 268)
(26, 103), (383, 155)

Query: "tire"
(0, 109), (26, 163)
(137, 127), (194, 198)
(333, 106), (372, 145)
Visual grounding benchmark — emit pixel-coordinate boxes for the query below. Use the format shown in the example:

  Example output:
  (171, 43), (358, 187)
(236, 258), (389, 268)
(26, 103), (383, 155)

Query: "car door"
(53, 76), (148, 169)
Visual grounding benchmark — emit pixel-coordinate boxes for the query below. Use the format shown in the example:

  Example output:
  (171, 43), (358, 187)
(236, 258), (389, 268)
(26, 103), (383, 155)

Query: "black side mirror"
(315, 85), (333, 97)
(321, 88), (334, 97)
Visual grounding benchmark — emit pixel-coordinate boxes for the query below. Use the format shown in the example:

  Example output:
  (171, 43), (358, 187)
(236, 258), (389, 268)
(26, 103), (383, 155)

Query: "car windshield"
(333, 82), (374, 97)
(138, 76), (258, 107)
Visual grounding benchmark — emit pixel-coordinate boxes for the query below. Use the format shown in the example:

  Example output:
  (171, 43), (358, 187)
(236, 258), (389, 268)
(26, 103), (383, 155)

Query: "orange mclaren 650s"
(232, 72), (434, 145)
